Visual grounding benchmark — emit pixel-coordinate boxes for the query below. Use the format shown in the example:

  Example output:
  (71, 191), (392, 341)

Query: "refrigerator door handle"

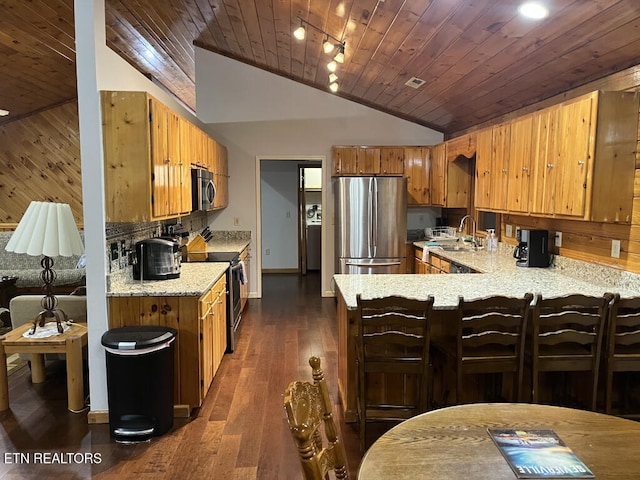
(368, 179), (374, 256)
(345, 261), (402, 267)
(372, 178), (378, 255)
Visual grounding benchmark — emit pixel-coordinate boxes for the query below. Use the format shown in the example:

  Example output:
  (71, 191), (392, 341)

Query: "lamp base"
(31, 308), (68, 335)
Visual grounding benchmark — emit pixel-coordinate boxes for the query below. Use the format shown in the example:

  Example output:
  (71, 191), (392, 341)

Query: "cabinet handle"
(484, 169), (490, 174)
(502, 169), (507, 173)
(547, 163), (554, 168)
(165, 158), (171, 164)
(577, 161), (585, 166)
(522, 167), (529, 172)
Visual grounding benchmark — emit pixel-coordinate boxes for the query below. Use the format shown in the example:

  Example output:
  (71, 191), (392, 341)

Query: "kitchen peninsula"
(333, 245), (640, 422)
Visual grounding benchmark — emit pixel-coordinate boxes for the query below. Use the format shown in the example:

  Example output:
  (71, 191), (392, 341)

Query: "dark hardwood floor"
(0, 272), (363, 479)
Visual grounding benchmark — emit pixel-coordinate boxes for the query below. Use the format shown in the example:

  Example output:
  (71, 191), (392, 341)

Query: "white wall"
(195, 47), (444, 296)
(260, 161), (299, 270)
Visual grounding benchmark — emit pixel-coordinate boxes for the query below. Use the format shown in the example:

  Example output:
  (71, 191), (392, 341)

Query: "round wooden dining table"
(358, 403), (640, 479)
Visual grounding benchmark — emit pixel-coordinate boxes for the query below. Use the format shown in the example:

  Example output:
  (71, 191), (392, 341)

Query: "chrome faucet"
(459, 214), (478, 249)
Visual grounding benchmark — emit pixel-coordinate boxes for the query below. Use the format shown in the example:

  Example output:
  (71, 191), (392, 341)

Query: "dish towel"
(422, 246), (430, 262)
(238, 260), (248, 285)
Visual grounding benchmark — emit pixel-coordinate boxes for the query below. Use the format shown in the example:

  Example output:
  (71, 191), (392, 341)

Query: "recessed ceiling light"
(518, 2), (549, 20)
(0, 109), (9, 116)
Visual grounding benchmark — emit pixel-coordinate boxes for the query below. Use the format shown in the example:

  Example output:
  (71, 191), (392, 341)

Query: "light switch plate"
(611, 239), (621, 258)
(555, 232), (562, 248)
(506, 224), (513, 237)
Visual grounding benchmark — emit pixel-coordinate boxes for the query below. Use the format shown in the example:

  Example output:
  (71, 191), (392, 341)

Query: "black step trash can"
(101, 326), (177, 443)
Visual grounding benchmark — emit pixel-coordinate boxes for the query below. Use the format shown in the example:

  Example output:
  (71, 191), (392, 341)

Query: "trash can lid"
(101, 325), (177, 350)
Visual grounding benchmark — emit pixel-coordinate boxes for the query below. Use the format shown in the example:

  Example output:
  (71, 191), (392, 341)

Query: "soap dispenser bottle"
(487, 229), (498, 253)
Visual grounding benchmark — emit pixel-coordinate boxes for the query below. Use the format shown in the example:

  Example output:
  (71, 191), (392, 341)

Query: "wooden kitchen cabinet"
(414, 247), (429, 274)
(102, 91), (228, 222)
(505, 115), (533, 213)
(529, 106), (559, 215)
(531, 91), (639, 222)
(490, 122), (511, 211)
(380, 147), (405, 175)
(431, 141), (472, 208)
(446, 132), (476, 161)
(331, 146), (358, 175)
(332, 146), (404, 176)
(108, 275), (227, 413)
(404, 147), (431, 205)
(213, 143), (229, 209)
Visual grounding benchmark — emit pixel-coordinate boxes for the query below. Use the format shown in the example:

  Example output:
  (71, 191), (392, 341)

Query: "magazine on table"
(488, 429), (594, 479)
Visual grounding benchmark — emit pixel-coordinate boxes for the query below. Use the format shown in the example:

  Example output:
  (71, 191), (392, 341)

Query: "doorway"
(255, 155), (327, 298)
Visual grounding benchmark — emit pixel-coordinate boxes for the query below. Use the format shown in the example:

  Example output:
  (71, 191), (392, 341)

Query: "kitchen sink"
(439, 245), (476, 252)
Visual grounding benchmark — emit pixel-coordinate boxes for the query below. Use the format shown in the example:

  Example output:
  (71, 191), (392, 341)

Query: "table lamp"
(4, 201), (84, 334)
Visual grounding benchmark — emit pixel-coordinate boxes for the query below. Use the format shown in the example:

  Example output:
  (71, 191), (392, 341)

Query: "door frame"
(255, 155), (327, 298)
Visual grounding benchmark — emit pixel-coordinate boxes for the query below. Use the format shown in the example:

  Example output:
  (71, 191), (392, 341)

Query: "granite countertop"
(108, 262), (229, 297)
(334, 243), (639, 310)
(199, 238), (251, 254)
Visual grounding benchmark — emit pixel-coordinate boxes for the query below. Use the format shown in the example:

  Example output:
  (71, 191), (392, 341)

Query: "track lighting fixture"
(293, 16), (346, 93)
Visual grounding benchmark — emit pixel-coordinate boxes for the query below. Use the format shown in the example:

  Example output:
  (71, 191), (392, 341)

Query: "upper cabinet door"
(404, 147), (430, 206)
(331, 146), (357, 176)
(506, 115), (533, 213)
(150, 99), (171, 218)
(529, 106), (560, 215)
(490, 123), (511, 211)
(554, 94), (594, 217)
(380, 147), (404, 175)
(475, 128), (493, 210)
(356, 147), (381, 175)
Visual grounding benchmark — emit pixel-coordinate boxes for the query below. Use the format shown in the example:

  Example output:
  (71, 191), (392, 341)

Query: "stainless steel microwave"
(191, 167), (215, 211)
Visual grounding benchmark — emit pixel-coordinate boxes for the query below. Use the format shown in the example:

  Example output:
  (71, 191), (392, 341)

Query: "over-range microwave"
(191, 167), (216, 211)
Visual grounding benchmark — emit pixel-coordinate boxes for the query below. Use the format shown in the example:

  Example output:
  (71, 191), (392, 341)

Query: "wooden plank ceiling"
(2, 0), (640, 135)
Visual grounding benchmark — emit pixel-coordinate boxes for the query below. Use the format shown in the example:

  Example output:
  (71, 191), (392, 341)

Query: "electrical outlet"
(505, 224), (513, 237)
(611, 239), (621, 258)
(555, 232), (562, 248)
(234, 216), (240, 226)
(265, 248), (270, 255)
(515, 226), (521, 239)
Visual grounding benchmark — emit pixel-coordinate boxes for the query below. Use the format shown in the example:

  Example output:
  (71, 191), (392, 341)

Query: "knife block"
(186, 235), (208, 262)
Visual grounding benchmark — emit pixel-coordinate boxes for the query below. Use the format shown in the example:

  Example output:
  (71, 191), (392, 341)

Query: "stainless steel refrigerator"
(335, 176), (407, 274)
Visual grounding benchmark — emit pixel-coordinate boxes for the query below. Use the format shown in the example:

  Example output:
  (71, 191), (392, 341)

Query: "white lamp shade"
(5, 201), (84, 257)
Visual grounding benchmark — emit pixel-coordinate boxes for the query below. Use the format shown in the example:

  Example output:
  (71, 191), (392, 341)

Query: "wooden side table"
(0, 322), (88, 412)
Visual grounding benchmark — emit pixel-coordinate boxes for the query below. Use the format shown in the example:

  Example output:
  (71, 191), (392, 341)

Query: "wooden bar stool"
(605, 294), (640, 416)
(433, 293), (533, 405)
(529, 293), (611, 411)
(355, 294), (434, 452)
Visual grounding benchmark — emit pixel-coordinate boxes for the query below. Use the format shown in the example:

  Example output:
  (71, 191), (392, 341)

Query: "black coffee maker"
(513, 229), (551, 267)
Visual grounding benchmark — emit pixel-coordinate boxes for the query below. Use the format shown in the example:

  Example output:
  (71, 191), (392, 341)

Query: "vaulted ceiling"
(2, 0), (640, 135)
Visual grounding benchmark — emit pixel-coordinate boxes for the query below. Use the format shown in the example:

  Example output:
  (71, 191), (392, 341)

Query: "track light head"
(293, 24), (305, 40)
(323, 37), (334, 54)
(333, 44), (345, 63)
(327, 61), (337, 72)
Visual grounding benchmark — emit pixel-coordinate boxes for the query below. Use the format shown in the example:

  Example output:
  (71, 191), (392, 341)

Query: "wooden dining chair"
(442, 293), (534, 404)
(283, 356), (349, 480)
(530, 293), (612, 411)
(355, 294), (434, 452)
(605, 294), (640, 416)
